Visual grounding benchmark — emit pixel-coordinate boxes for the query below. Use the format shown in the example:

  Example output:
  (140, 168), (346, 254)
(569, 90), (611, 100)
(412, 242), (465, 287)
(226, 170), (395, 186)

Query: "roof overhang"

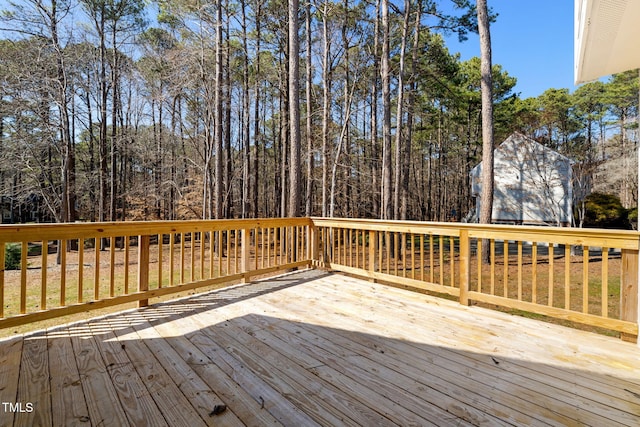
(574, 0), (640, 84)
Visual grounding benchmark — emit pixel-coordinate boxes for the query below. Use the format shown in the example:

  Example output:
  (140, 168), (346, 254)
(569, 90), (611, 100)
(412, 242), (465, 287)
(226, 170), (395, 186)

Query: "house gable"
(471, 133), (573, 225)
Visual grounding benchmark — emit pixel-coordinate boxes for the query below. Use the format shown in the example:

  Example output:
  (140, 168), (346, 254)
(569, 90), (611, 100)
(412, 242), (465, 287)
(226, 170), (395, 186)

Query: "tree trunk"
(241, 0), (250, 219)
(393, 0), (410, 220)
(214, 0), (224, 219)
(288, 0), (301, 217)
(321, 3), (331, 217)
(477, 0), (494, 263)
(253, 0), (262, 218)
(305, 0), (314, 216)
(370, 1), (380, 219)
(381, 0), (392, 220)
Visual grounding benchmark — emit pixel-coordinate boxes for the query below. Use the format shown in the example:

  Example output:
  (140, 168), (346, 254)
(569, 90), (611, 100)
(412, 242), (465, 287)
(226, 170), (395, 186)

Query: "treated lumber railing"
(1, 217), (638, 341)
(0, 218), (311, 329)
(312, 218), (640, 341)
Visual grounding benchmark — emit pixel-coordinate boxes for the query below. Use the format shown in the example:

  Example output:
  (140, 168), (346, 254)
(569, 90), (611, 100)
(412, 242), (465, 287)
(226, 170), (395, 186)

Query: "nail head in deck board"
(190, 311), (393, 427)
(88, 323), (169, 426)
(15, 333), (51, 427)
(186, 329), (321, 427)
(223, 318), (399, 426)
(70, 331), (130, 426)
(135, 312), (283, 426)
(247, 295), (520, 426)
(195, 326), (352, 427)
(101, 316), (211, 427)
(124, 314), (246, 427)
(47, 329), (90, 426)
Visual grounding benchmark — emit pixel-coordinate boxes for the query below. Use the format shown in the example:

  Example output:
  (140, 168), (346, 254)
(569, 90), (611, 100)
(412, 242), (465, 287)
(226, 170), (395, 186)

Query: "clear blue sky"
(444, 1), (577, 100)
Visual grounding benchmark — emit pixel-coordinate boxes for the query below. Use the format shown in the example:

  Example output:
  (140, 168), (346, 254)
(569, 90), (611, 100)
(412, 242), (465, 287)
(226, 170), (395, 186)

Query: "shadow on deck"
(1, 269), (639, 426)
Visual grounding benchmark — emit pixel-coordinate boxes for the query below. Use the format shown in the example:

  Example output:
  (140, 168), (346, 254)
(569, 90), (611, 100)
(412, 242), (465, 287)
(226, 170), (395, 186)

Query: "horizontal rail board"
(469, 292), (638, 335)
(312, 218), (462, 236)
(312, 217), (640, 250)
(0, 218), (312, 242)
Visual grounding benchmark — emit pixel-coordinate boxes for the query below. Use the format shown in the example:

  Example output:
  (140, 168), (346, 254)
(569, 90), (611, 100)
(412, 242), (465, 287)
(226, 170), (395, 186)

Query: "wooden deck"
(1, 269), (639, 426)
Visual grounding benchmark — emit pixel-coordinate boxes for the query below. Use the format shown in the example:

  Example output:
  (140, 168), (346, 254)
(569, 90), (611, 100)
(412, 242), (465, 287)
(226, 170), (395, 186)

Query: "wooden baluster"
(602, 248), (609, 318)
(94, 237), (100, 300)
(459, 230), (470, 306)
(20, 241), (27, 314)
(477, 238), (482, 292)
(583, 246), (590, 314)
(565, 245), (571, 310)
(420, 234), (425, 282)
(109, 237), (115, 297)
(517, 240), (523, 301)
(191, 232), (196, 282)
(369, 230), (376, 275)
(531, 242), (538, 304)
(138, 235), (150, 308)
(503, 240), (509, 298)
(43, 241), (49, 308)
(124, 236), (130, 293)
(449, 236), (455, 287)
(490, 239), (495, 295)
(180, 232), (186, 284)
(158, 234), (163, 288)
(200, 232), (205, 280)
(439, 235), (444, 285)
(548, 243), (554, 306)
(60, 240), (67, 305)
(621, 248), (639, 343)
(241, 228), (251, 283)
(170, 233), (176, 285)
(429, 235), (434, 283)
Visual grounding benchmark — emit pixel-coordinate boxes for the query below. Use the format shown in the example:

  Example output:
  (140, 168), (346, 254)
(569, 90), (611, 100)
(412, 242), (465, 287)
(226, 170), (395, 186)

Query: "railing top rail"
(310, 217), (640, 249)
(0, 217), (312, 242)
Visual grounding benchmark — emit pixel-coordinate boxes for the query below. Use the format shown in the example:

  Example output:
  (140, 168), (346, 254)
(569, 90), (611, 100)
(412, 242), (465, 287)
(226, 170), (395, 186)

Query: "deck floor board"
(1, 268), (640, 426)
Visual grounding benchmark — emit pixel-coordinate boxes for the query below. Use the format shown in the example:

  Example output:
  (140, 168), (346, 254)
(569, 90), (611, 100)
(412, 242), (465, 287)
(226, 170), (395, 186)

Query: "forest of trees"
(0, 0), (637, 225)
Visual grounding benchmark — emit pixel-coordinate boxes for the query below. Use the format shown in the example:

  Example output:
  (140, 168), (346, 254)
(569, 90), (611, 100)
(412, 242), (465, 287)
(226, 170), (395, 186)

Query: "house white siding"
(471, 133), (573, 226)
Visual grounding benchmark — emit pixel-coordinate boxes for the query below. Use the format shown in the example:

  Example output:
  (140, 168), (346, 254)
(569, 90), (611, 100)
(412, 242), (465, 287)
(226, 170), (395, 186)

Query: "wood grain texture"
(2, 269), (640, 426)
(47, 328), (89, 427)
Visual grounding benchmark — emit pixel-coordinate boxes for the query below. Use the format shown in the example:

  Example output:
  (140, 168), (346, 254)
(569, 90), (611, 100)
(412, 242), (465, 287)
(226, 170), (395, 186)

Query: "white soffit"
(574, 0), (640, 84)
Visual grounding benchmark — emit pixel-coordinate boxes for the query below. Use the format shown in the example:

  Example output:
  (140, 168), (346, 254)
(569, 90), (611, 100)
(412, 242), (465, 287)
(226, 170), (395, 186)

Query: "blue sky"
(444, 1), (577, 100)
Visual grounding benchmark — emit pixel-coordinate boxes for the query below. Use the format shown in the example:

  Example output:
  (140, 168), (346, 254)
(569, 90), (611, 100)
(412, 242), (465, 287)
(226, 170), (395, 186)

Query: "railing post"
(369, 230), (376, 281)
(138, 235), (150, 308)
(459, 230), (471, 306)
(241, 228), (251, 283)
(621, 248), (639, 343)
(308, 222), (318, 267)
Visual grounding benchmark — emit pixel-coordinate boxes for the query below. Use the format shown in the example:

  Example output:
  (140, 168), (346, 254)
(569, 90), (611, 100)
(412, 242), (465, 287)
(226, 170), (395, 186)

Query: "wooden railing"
(1, 217), (638, 341)
(312, 218), (639, 341)
(0, 218), (311, 329)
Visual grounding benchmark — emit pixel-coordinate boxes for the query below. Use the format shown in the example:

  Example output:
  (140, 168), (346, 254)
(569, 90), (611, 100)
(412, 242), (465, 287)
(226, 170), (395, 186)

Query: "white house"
(470, 133), (573, 226)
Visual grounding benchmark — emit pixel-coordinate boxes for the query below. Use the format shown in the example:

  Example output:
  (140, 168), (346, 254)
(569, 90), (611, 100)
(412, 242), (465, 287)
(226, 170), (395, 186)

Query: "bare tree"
(380, 0), (392, 220)
(477, 0), (494, 224)
(305, 0), (314, 216)
(214, 0), (224, 219)
(288, 0), (301, 217)
(477, 0), (494, 261)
